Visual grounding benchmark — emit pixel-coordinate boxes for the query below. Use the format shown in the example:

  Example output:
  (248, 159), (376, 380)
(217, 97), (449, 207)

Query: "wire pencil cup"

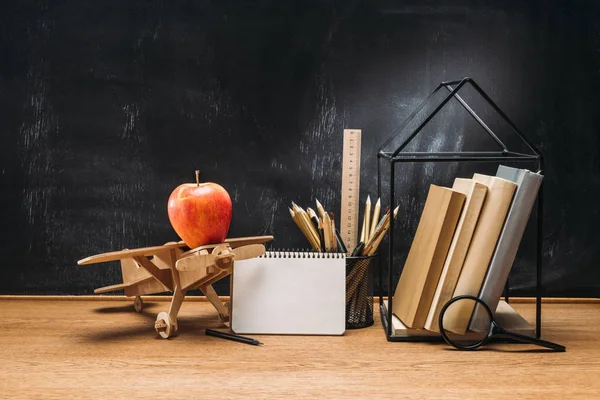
(346, 255), (376, 329)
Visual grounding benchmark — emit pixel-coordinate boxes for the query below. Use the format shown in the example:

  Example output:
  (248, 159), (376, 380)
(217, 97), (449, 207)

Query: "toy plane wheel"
(133, 296), (143, 313)
(155, 312), (177, 339)
(222, 302), (231, 322)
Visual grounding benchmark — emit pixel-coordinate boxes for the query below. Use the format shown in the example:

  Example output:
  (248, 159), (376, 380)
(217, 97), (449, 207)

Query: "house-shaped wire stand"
(377, 77), (543, 342)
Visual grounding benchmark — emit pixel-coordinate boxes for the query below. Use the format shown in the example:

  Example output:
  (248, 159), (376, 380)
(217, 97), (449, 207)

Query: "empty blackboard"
(0, 0), (599, 296)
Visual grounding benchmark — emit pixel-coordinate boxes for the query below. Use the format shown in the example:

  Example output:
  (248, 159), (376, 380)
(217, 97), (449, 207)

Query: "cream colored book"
(383, 300), (534, 338)
(442, 174), (517, 335)
(392, 184), (465, 328)
(470, 166), (544, 331)
(424, 179), (488, 332)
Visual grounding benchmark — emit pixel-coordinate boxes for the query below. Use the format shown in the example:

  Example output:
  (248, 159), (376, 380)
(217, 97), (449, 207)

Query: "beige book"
(471, 166), (543, 331)
(392, 184), (465, 328)
(441, 174), (517, 335)
(424, 179), (488, 332)
(382, 300), (534, 338)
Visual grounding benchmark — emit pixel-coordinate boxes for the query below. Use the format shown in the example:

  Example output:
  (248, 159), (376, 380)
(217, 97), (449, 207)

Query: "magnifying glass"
(439, 295), (565, 352)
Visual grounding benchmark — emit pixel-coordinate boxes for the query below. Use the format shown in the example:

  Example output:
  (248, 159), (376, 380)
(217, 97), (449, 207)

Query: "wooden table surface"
(1, 298), (599, 399)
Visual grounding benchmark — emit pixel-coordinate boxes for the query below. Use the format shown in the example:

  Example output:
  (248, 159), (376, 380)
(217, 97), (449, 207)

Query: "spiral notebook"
(231, 251), (346, 335)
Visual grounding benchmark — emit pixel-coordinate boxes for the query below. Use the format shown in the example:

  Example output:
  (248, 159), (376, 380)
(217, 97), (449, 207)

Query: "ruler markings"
(340, 129), (361, 254)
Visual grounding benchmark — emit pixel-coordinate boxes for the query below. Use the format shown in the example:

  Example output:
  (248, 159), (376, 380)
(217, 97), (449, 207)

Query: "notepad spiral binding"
(261, 250), (346, 259)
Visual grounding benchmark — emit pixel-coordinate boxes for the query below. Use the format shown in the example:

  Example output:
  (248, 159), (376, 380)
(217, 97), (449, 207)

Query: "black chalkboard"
(1, 0), (599, 296)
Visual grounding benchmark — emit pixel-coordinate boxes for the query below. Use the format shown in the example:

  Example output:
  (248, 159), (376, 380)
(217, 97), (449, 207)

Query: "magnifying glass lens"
(440, 297), (492, 349)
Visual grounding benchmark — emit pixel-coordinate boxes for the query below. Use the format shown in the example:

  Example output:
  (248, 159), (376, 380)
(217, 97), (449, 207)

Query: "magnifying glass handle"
(497, 328), (566, 352)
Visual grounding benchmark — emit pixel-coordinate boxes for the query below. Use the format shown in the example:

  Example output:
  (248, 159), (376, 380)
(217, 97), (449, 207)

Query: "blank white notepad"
(231, 251), (346, 335)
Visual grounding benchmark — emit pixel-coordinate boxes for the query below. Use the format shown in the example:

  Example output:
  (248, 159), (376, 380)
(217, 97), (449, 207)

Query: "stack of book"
(385, 165), (543, 336)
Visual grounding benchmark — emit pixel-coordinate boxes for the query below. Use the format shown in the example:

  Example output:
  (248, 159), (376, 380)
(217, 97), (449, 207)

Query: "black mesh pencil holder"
(346, 255), (376, 329)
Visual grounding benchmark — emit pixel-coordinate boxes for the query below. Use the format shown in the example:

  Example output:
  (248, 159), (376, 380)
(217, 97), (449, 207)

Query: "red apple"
(167, 172), (232, 248)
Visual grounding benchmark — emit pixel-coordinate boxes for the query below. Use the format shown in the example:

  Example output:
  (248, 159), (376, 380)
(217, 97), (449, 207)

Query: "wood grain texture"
(0, 299), (598, 400)
(340, 129), (362, 254)
(3, 295), (600, 303)
(2, 295), (600, 303)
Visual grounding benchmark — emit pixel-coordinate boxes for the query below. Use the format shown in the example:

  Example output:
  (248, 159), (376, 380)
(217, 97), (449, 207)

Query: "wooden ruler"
(340, 129), (361, 254)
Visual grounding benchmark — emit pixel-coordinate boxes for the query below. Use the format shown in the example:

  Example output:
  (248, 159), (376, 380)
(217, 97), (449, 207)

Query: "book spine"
(471, 169), (543, 330)
(441, 175), (517, 335)
(393, 185), (466, 329)
(412, 192), (465, 328)
(423, 180), (487, 332)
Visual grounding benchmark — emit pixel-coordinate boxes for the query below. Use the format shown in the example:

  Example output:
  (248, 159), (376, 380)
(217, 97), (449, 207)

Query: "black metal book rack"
(376, 77), (543, 342)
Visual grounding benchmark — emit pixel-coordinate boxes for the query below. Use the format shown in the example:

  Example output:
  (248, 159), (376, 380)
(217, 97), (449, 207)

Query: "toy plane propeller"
(78, 235), (273, 338)
(176, 243), (266, 272)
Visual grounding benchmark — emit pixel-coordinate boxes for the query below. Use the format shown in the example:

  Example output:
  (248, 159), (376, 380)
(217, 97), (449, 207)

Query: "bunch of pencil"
(345, 197), (399, 324)
(288, 200), (346, 253)
(351, 196), (399, 257)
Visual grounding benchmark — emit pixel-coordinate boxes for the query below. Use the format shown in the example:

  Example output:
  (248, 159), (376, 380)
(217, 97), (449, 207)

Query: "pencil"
(307, 208), (321, 239)
(351, 242), (365, 257)
(307, 207), (319, 226)
(360, 210), (367, 243)
(315, 199), (327, 220)
(365, 217), (390, 256)
(318, 218), (325, 252)
(369, 208), (389, 239)
(293, 203), (318, 242)
(205, 329), (262, 346)
(291, 203), (320, 250)
(307, 208), (323, 251)
(369, 198), (381, 242)
(363, 196), (371, 242)
(289, 207), (311, 246)
(323, 211), (332, 252)
(329, 212), (337, 252)
(366, 234), (384, 256)
(363, 209), (390, 253)
(364, 206), (399, 256)
(334, 228), (347, 254)
(364, 218), (386, 255)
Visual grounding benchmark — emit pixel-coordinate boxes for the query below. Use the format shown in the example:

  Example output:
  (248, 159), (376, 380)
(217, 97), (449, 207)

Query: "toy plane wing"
(77, 241), (187, 265)
(93, 274), (159, 294)
(78, 236), (274, 265)
(181, 235), (274, 256)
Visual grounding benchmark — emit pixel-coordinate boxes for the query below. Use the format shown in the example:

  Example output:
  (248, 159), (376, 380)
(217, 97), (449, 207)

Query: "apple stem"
(195, 170), (200, 187)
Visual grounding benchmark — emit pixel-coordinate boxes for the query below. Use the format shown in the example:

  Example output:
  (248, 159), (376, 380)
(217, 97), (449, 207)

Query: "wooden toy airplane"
(78, 235), (273, 338)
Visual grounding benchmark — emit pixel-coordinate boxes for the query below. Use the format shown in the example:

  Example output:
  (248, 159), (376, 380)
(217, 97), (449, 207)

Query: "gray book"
(470, 165), (543, 330)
